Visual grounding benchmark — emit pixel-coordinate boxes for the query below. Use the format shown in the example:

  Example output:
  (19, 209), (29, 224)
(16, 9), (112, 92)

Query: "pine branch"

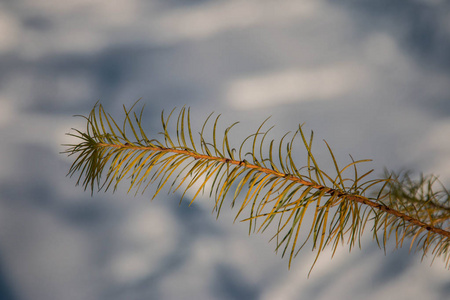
(63, 102), (450, 272)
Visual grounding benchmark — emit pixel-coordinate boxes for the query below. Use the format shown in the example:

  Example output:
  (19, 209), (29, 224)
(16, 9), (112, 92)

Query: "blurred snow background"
(0, 0), (450, 299)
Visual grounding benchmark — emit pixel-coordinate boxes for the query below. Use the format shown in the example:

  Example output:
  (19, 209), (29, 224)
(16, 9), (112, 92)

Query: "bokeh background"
(1, 0), (450, 299)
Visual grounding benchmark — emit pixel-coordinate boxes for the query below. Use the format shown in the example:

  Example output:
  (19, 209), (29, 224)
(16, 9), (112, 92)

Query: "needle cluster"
(63, 102), (450, 272)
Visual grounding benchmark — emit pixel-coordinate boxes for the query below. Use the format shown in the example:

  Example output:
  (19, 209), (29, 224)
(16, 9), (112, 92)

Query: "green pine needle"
(63, 102), (450, 273)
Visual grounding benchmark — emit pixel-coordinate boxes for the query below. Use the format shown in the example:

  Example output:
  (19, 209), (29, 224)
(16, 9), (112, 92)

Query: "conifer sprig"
(63, 102), (450, 272)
